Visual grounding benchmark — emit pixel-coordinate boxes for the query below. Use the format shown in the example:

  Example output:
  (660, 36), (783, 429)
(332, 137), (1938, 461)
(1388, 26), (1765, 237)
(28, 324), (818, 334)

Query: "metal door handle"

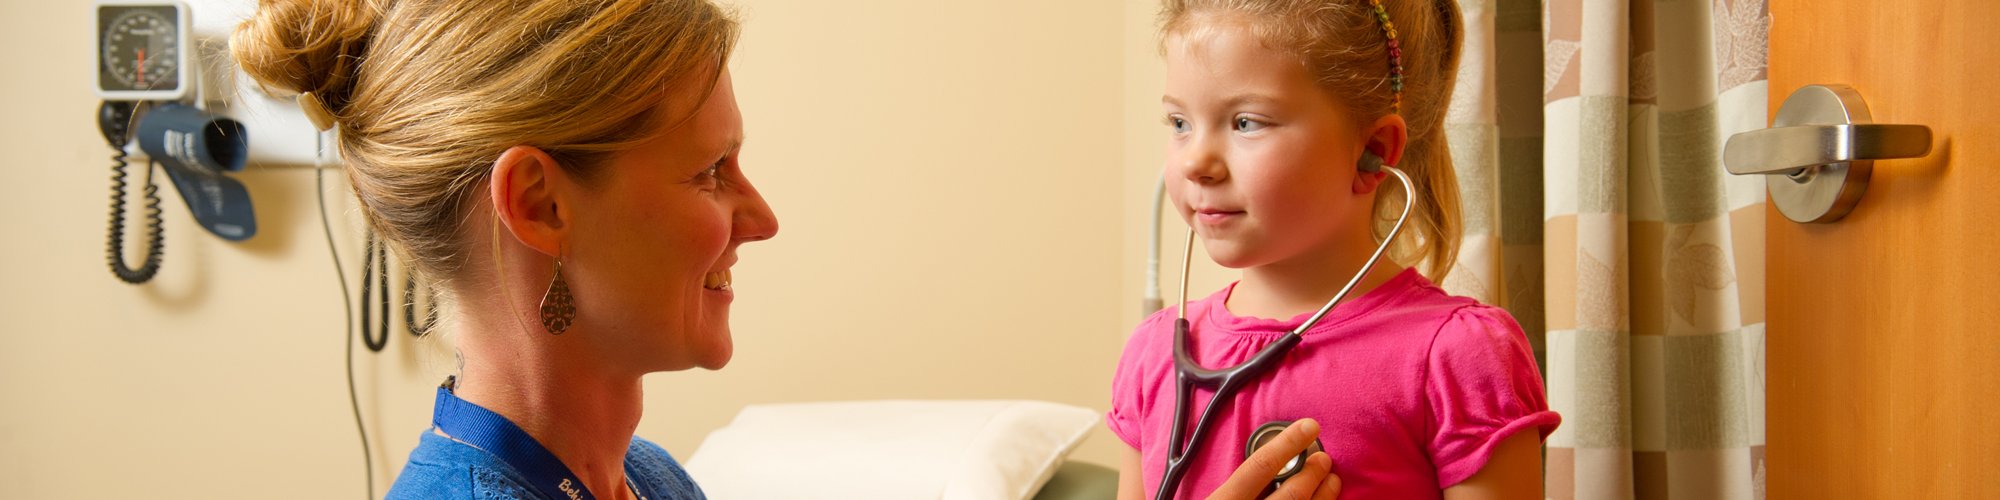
(1722, 84), (1933, 223)
(1725, 124), (1931, 177)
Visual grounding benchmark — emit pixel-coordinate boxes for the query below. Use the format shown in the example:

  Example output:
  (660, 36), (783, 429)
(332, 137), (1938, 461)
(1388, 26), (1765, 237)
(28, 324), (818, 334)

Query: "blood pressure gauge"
(96, 0), (191, 100)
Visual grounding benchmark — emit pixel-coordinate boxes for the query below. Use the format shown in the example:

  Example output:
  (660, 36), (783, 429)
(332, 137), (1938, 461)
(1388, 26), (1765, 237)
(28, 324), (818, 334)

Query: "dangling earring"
(539, 256), (576, 335)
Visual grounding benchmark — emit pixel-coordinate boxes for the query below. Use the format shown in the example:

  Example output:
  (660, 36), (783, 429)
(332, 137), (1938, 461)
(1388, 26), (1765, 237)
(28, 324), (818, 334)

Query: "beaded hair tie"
(1368, 0), (1404, 114)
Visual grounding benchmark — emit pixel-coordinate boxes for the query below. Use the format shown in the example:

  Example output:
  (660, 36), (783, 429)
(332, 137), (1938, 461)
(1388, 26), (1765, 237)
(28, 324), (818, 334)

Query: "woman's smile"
(702, 269), (733, 296)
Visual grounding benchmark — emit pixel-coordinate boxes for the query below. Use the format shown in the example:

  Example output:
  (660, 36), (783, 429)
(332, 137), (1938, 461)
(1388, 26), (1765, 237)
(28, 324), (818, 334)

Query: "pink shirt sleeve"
(1107, 311), (1170, 449)
(1424, 305), (1561, 488)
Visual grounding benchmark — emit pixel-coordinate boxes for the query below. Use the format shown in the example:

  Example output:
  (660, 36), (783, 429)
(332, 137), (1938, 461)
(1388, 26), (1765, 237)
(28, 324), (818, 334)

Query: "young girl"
(1108, 1), (1559, 498)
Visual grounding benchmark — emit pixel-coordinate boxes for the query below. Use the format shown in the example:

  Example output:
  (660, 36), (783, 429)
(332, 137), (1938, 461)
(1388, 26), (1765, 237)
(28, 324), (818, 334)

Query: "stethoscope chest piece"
(1246, 420), (1325, 483)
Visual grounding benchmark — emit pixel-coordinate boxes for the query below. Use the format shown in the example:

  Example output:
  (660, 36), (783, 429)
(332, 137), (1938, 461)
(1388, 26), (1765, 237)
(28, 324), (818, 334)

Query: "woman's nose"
(732, 179), (779, 243)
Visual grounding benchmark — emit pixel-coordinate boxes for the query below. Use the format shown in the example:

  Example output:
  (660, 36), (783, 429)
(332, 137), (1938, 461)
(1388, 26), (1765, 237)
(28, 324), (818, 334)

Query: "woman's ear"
(489, 145), (571, 258)
(1352, 114), (1409, 195)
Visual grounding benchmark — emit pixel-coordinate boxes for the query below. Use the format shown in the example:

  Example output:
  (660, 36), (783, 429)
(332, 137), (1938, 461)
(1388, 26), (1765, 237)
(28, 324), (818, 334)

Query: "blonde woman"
(234, 0), (768, 497)
(232, 0), (1334, 498)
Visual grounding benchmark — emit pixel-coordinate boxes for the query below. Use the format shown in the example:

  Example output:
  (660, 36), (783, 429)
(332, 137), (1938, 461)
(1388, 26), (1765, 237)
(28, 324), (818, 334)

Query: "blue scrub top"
(387, 424), (706, 499)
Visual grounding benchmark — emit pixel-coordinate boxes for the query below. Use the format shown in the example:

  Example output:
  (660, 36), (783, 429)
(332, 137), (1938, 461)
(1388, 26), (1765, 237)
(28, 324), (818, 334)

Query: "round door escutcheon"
(1724, 84), (1934, 223)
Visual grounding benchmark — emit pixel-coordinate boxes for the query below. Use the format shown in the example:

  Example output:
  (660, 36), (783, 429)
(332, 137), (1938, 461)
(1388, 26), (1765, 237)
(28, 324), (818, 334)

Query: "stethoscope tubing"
(1152, 166), (1416, 500)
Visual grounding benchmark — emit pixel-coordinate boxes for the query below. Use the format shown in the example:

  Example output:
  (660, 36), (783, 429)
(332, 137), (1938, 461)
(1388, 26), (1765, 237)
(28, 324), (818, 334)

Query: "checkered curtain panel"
(1438, 0), (1771, 498)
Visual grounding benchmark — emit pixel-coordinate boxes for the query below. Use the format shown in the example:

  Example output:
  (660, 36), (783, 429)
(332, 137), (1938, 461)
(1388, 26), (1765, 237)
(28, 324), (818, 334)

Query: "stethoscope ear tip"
(1358, 152), (1385, 173)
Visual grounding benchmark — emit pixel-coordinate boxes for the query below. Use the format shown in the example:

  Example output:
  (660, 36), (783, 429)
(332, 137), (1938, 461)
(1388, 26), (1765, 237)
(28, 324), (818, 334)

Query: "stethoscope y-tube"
(1152, 165), (1415, 500)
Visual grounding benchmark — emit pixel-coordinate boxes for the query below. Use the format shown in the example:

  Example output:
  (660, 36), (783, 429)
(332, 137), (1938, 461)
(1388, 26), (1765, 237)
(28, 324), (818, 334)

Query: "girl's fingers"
(1207, 419), (1324, 499)
(1309, 452), (1341, 500)
(1266, 452), (1331, 500)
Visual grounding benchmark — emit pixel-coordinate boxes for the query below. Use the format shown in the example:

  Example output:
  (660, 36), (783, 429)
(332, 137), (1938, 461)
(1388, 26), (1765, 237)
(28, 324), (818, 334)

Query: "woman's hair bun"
(229, 0), (379, 108)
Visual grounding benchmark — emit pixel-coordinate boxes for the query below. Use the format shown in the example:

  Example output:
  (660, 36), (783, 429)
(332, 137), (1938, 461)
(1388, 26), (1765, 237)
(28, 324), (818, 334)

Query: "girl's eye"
(1168, 117), (1191, 134)
(1233, 116), (1266, 133)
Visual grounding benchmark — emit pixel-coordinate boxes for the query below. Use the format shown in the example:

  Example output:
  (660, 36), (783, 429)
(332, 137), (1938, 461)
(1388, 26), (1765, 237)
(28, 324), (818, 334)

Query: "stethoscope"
(1152, 156), (1414, 500)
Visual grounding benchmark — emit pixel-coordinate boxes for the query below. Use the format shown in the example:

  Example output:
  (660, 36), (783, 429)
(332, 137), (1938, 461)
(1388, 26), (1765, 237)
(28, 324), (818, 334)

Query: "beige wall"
(0, 0), (1228, 497)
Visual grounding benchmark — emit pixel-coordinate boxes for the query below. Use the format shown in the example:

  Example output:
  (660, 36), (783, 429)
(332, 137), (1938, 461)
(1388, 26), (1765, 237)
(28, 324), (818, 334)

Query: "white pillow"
(685, 400), (1099, 500)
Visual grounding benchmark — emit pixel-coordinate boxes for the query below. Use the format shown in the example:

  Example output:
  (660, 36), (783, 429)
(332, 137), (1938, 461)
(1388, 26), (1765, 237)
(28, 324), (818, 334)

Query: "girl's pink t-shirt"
(1108, 268), (1559, 499)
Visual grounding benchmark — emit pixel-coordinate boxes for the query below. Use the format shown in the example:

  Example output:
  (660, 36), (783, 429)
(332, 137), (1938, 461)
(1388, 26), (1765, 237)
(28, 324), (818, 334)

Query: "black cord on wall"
(316, 136), (376, 500)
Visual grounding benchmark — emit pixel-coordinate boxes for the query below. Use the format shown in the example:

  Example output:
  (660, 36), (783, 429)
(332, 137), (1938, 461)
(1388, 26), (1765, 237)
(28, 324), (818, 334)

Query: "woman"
(230, 0), (1336, 498)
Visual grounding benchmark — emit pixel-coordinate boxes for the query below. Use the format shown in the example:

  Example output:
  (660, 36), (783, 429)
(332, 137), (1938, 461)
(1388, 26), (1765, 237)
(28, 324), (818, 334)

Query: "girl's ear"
(1353, 114), (1408, 195)
(1368, 114), (1409, 167)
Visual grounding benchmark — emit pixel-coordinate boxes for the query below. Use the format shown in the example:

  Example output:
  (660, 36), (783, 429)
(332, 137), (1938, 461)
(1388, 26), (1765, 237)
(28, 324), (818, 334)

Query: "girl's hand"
(1208, 419), (1343, 500)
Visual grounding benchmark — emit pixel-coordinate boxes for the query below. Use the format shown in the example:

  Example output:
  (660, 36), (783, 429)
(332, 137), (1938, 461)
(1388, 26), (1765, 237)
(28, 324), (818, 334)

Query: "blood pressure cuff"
(136, 103), (257, 241)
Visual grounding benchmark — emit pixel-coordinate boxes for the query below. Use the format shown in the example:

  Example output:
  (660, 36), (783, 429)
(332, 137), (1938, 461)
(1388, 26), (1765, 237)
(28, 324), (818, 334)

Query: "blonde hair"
(230, 0), (739, 288)
(1162, 0), (1464, 281)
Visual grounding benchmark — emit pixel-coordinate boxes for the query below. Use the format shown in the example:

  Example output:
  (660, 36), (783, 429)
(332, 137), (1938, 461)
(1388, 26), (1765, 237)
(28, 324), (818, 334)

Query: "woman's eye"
(1233, 116), (1266, 133)
(697, 159), (726, 187)
(1168, 117), (1190, 134)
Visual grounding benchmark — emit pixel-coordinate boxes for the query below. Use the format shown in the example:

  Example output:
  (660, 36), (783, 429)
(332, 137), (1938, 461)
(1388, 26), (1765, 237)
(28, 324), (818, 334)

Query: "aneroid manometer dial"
(97, 1), (190, 100)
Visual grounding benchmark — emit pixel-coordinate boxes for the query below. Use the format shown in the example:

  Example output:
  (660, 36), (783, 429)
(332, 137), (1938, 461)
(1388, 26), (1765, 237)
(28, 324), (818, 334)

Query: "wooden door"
(1766, 0), (2000, 497)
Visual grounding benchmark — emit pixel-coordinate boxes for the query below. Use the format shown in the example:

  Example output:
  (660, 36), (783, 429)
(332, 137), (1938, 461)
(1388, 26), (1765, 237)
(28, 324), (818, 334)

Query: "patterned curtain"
(1440, 0), (1771, 498)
